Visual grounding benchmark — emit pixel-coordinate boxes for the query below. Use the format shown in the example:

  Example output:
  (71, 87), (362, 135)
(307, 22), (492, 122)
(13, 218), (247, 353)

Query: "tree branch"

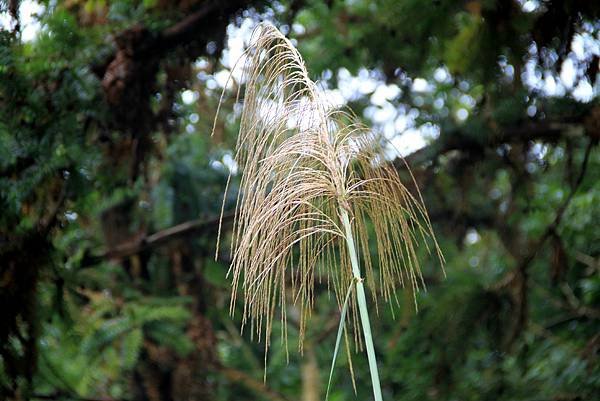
(82, 213), (233, 266)
(398, 120), (584, 169)
(93, 0), (252, 74)
(499, 139), (594, 345)
(516, 139), (593, 272)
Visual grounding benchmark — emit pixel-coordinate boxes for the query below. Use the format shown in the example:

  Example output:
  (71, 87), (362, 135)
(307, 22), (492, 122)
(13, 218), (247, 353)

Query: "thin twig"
(501, 140), (594, 344)
(518, 139), (593, 271)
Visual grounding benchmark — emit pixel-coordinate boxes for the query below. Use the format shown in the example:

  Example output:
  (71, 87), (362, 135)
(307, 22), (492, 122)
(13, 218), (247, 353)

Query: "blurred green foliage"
(0, 1), (599, 400)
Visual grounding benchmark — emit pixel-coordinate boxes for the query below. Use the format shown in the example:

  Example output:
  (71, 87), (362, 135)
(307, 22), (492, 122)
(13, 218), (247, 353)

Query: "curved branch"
(398, 120), (586, 170)
(82, 213), (234, 266)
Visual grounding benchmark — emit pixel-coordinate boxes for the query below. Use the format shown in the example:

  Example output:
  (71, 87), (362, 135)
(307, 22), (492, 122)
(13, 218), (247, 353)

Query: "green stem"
(340, 208), (384, 401)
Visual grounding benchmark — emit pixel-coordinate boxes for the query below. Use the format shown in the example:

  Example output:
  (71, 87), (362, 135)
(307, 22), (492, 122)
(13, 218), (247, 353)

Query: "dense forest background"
(1, 1), (599, 400)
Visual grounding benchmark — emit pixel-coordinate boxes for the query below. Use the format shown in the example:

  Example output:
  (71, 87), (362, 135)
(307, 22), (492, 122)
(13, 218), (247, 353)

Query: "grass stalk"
(340, 208), (384, 401)
(325, 279), (353, 401)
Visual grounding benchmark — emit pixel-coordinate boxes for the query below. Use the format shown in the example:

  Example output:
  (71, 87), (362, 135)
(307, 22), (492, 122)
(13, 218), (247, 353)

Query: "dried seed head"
(214, 23), (443, 351)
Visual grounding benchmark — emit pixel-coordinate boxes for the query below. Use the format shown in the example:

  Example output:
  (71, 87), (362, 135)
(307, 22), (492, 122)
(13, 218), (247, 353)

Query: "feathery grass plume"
(214, 22), (443, 400)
